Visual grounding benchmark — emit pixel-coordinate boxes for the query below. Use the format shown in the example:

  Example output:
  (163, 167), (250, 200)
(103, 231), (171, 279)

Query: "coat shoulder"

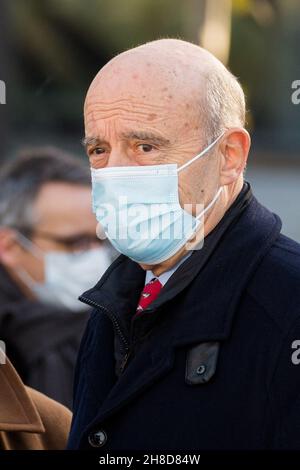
(26, 387), (72, 449)
(247, 233), (300, 331)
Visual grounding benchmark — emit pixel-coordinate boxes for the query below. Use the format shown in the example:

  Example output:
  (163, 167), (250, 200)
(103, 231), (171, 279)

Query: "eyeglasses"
(22, 229), (103, 252)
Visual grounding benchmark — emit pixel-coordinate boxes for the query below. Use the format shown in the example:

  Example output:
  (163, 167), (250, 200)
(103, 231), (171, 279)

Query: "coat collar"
(80, 192), (282, 347)
(0, 357), (45, 433)
(164, 196), (282, 344)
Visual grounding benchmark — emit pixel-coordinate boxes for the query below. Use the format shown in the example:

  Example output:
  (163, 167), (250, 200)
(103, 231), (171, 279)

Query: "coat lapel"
(0, 357), (45, 433)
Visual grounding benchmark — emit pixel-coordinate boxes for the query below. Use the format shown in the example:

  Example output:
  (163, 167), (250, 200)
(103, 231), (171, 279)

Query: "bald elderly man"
(68, 39), (300, 450)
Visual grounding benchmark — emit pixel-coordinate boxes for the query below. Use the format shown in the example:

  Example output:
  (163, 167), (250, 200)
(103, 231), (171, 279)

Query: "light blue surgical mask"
(16, 233), (111, 311)
(91, 133), (224, 265)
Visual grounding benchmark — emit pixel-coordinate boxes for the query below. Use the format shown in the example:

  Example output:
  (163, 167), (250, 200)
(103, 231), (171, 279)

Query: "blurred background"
(0, 0), (299, 240)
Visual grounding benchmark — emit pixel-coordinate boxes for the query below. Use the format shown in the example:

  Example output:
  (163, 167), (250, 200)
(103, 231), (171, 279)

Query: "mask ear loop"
(176, 132), (225, 222)
(15, 231), (45, 260)
(177, 132), (225, 173)
(195, 187), (223, 221)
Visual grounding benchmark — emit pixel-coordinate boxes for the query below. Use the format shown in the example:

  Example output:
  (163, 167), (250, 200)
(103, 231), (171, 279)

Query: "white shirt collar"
(145, 252), (192, 286)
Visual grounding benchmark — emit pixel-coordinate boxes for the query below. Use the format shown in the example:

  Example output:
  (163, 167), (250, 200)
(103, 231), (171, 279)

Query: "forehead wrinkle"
(120, 131), (171, 146)
(83, 119), (118, 147)
(86, 114), (170, 126)
(85, 105), (170, 121)
(85, 96), (166, 111)
(84, 104), (176, 127)
(85, 105), (178, 127)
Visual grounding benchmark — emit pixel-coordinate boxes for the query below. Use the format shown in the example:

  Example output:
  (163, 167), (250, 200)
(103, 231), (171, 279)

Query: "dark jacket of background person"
(0, 265), (89, 408)
(68, 195), (300, 450)
(0, 356), (71, 450)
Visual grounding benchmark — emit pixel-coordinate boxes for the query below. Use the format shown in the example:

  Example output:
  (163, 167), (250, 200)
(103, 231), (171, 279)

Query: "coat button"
(88, 429), (107, 448)
(196, 364), (206, 375)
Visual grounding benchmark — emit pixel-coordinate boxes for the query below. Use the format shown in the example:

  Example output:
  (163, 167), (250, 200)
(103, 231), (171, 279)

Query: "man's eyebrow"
(81, 136), (106, 148)
(121, 131), (171, 146)
(82, 132), (171, 148)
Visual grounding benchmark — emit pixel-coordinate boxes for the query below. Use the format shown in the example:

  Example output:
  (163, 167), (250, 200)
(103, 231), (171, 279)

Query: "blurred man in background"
(0, 148), (111, 408)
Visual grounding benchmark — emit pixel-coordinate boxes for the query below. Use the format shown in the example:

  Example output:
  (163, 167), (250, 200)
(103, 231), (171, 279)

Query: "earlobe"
(219, 128), (250, 186)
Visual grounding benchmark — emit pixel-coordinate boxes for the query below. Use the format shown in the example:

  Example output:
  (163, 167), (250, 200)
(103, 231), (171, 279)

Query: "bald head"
(85, 39), (245, 144)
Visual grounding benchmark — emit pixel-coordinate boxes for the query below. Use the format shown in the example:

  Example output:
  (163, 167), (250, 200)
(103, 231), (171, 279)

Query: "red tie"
(135, 277), (162, 316)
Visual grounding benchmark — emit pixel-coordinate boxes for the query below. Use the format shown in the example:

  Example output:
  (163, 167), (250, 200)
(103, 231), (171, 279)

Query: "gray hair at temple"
(0, 147), (90, 234)
(203, 66), (246, 143)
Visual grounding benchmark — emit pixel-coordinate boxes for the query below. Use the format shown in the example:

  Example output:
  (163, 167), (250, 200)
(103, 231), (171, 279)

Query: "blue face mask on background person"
(17, 233), (111, 311)
(91, 133), (224, 265)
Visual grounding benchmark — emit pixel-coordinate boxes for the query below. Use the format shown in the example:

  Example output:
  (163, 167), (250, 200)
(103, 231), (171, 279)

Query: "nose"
(106, 149), (139, 168)
(106, 153), (137, 168)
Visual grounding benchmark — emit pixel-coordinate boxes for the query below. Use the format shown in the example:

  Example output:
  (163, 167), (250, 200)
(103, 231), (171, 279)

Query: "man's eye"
(138, 144), (154, 153)
(91, 147), (105, 155)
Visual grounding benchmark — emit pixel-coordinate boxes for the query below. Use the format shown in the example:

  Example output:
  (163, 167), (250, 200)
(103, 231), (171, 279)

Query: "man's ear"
(219, 128), (251, 186)
(0, 227), (21, 267)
